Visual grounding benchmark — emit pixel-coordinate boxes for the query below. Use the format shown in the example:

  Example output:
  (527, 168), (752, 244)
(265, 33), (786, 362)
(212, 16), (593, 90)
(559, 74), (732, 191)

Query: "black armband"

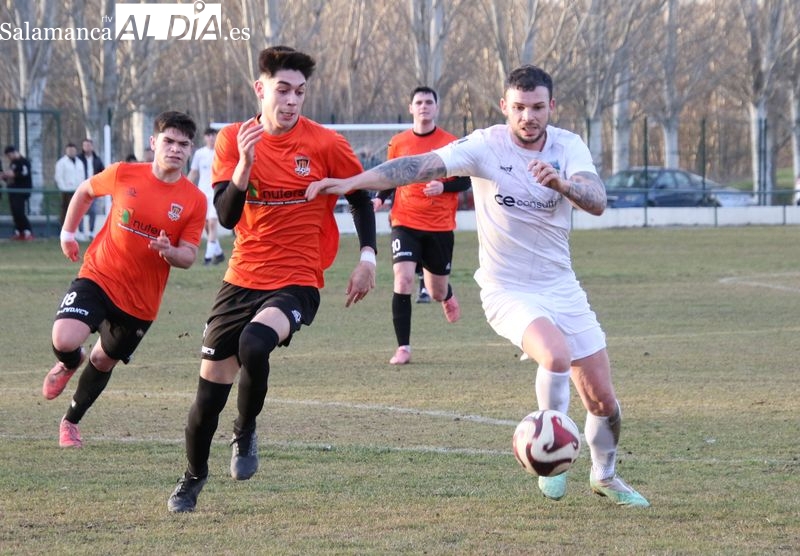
(442, 176), (471, 193)
(214, 182), (247, 229)
(346, 190), (377, 253)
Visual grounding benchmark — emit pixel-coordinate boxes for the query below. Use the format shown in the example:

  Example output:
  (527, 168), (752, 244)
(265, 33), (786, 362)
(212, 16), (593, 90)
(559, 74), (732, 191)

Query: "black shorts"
(53, 278), (152, 363)
(201, 282), (321, 361)
(390, 226), (454, 276)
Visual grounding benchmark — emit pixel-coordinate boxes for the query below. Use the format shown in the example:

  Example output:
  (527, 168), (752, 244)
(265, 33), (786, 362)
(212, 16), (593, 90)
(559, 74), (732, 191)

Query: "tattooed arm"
(529, 159), (607, 215)
(306, 152), (448, 200)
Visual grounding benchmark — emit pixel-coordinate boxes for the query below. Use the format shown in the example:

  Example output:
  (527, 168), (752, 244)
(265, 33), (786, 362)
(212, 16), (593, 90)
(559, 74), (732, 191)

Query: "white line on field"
(719, 272), (800, 293)
(4, 387), (519, 427)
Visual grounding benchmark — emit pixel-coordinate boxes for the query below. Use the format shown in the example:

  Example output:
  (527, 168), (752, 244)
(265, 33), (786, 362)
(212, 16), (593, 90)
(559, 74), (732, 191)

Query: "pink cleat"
(389, 346), (411, 365)
(59, 417), (82, 448)
(442, 294), (461, 323)
(43, 349), (85, 400)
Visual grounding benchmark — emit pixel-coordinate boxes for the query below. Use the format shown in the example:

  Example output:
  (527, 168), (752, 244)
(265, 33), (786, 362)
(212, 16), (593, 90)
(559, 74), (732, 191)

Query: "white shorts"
(205, 192), (218, 220)
(198, 184), (218, 221)
(480, 282), (606, 361)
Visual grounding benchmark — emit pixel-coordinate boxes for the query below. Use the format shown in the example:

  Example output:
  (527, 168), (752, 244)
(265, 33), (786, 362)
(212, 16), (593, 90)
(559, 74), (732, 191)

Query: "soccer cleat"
(538, 473), (567, 501)
(59, 417), (82, 448)
(203, 257), (212, 266)
(389, 345), (411, 365)
(416, 288), (431, 304)
(212, 253), (225, 265)
(442, 294), (461, 323)
(43, 349), (86, 400)
(167, 473), (208, 513)
(590, 475), (650, 508)
(230, 429), (258, 480)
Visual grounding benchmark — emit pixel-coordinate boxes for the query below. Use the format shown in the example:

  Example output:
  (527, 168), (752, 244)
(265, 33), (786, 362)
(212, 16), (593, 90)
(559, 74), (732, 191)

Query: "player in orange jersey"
(371, 87), (470, 365)
(168, 46), (377, 513)
(43, 111), (207, 448)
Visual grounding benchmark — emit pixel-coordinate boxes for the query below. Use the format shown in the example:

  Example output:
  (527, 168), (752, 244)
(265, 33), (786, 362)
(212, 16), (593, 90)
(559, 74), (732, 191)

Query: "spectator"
(2, 145), (33, 240)
(78, 138), (106, 239)
(54, 143), (86, 240)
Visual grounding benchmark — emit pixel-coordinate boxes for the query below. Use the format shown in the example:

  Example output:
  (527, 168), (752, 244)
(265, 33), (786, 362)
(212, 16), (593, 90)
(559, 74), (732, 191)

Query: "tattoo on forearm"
(564, 172), (607, 214)
(374, 153), (446, 186)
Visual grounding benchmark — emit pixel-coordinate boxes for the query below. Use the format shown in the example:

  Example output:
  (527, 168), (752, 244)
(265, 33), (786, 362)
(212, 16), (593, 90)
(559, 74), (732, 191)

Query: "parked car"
(605, 167), (720, 208)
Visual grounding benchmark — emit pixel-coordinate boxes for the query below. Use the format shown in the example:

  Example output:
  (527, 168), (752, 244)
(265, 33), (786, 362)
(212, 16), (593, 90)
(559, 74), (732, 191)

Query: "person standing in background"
(78, 138), (105, 240)
(188, 127), (225, 265)
(2, 145), (34, 240)
(55, 143), (86, 241)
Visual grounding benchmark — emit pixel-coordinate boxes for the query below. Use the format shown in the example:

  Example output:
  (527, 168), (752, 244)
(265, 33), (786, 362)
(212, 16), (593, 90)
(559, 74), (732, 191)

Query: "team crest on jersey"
(294, 155), (311, 177)
(168, 203), (183, 221)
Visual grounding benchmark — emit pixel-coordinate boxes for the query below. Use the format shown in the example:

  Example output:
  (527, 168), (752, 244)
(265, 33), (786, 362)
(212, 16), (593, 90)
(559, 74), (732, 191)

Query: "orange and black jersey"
(381, 127), (470, 232)
(79, 163), (206, 320)
(211, 116), (376, 290)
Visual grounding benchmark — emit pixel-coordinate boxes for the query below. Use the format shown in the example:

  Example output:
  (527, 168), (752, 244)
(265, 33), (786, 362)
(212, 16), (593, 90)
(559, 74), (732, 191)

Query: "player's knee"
(238, 322), (279, 369)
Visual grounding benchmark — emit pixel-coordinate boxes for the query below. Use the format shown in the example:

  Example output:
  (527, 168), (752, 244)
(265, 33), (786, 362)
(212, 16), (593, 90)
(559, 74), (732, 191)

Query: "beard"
(513, 125), (546, 146)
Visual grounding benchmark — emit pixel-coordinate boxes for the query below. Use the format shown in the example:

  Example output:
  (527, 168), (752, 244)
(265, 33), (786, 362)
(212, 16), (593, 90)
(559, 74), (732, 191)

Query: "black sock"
(234, 322), (279, 434)
(444, 283), (453, 301)
(185, 376), (232, 478)
(392, 293), (412, 346)
(64, 363), (112, 424)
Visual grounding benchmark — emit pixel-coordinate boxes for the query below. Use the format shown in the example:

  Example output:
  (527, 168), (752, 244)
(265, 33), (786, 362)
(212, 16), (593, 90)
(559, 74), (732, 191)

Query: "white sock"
(534, 365), (571, 413)
(585, 402), (621, 481)
(205, 241), (217, 259)
(214, 241), (223, 256)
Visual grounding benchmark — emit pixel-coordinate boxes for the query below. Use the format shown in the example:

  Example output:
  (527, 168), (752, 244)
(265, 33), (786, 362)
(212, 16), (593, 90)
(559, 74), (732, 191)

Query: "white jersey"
(190, 146), (214, 197)
(434, 124), (597, 291)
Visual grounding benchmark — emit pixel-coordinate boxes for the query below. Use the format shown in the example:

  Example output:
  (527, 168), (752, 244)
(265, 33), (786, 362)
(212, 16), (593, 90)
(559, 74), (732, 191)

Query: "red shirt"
(387, 127), (460, 231)
(212, 116), (364, 290)
(80, 163), (206, 320)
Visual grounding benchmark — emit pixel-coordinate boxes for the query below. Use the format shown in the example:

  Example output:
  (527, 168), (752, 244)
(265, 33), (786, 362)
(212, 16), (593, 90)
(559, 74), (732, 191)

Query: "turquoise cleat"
(538, 473), (567, 501)
(590, 475), (650, 508)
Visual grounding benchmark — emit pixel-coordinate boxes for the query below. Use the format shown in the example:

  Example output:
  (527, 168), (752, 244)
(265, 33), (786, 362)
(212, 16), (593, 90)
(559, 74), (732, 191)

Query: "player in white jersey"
(307, 65), (649, 508)
(188, 128), (225, 265)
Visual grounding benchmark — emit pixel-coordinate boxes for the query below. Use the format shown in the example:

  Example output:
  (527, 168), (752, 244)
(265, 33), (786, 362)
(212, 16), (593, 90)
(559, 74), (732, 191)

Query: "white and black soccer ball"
(512, 409), (581, 477)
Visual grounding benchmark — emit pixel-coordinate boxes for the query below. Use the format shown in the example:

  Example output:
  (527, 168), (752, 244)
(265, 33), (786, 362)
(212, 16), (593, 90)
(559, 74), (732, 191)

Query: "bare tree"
(3, 0), (60, 212)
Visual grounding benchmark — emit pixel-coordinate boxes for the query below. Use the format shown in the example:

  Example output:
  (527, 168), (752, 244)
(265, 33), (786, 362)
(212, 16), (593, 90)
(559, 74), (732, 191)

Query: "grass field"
(1, 227), (798, 555)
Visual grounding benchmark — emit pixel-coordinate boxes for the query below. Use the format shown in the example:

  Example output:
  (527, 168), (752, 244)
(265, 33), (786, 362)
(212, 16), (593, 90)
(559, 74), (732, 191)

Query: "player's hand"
(345, 261), (376, 307)
(422, 180), (444, 196)
(306, 178), (352, 200)
(528, 159), (565, 193)
(61, 237), (80, 262)
(237, 117), (262, 165)
(371, 197), (384, 211)
(149, 230), (172, 261)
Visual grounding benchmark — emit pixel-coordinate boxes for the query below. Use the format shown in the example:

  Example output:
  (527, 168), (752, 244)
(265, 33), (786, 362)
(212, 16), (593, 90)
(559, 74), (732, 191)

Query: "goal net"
(324, 123), (411, 169)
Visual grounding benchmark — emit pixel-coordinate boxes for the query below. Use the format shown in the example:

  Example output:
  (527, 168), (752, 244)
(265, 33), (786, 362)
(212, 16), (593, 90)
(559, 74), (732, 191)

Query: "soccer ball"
(512, 409), (581, 477)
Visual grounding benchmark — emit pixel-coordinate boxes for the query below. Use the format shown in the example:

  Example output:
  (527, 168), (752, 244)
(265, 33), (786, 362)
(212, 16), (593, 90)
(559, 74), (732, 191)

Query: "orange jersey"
(212, 116), (363, 290)
(386, 127), (460, 231)
(79, 163), (207, 320)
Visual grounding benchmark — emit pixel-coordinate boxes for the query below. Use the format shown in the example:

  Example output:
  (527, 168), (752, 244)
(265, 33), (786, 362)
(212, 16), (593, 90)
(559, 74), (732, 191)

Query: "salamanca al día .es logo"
(115, 2), (249, 41)
(0, 2), (249, 41)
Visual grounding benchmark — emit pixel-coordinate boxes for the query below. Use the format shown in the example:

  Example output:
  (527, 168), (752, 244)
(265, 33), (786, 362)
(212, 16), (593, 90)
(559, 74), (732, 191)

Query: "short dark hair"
(204, 127), (217, 136)
(65, 143), (77, 149)
(153, 111), (196, 140)
(258, 46), (316, 79)
(505, 65), (554, 99)
(411, 86), (438, 103)
(4, 145), (17, 154)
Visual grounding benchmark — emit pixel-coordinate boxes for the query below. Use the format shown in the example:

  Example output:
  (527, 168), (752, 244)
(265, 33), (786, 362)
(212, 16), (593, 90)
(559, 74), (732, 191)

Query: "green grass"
(1, 228), (799, 554)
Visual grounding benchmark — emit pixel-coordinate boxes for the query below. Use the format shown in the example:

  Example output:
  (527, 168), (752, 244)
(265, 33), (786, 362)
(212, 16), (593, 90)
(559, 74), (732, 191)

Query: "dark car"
(605, 167), (720, 208)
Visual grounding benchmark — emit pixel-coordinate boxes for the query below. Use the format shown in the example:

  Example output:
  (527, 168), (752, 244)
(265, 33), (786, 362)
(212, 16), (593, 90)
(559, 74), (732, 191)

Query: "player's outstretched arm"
(305, 152), (448, 200)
